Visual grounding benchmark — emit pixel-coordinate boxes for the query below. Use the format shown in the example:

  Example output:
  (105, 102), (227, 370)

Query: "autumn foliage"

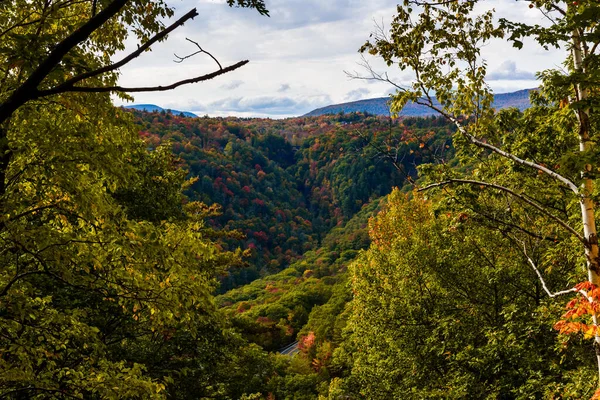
(554, 282), (600, 340)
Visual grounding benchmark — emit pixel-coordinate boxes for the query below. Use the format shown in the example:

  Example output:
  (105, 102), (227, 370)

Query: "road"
(278, 341), (299, 356)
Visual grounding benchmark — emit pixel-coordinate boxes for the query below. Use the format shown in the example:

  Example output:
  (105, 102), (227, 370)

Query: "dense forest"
(131, 110), (452, 290)
(1, 0), (600, 399)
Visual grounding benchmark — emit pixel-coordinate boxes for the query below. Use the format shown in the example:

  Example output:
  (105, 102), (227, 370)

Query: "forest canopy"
(1, 0), (600, 399)
(0, 0), (270, 398)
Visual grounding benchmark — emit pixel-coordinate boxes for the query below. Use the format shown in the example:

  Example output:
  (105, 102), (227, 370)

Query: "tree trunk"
(572, 21), (600, 383)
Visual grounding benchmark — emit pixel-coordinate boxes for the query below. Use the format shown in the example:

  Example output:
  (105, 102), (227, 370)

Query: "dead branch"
(174, 38), (223, 70)
(38, 60), (248, 94)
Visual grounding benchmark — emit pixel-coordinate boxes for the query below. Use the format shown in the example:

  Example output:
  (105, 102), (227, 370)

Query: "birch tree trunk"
(572, 21), (600, 380)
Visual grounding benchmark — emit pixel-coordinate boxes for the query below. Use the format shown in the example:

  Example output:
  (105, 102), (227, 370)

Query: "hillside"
(130, 110), (454, 290)
(303, 88), (534, 117)
(5, 0), (600, 399)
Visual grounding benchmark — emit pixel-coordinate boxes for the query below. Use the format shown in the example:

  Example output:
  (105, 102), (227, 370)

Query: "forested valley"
(2, 0), (600, 399)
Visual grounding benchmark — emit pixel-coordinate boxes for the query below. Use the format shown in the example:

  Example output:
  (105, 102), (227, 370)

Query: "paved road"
(278, 341), (299, 356)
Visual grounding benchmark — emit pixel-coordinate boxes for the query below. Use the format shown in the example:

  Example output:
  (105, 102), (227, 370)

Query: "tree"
(0, 0), (267, 197)
(334, 190), (589, 398)
(0, 0), (268, 398)
(356, 0), (600, 387)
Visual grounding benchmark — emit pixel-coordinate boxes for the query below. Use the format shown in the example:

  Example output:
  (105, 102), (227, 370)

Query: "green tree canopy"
(0, 0), (269, 398)
(348, 0), (600, 394)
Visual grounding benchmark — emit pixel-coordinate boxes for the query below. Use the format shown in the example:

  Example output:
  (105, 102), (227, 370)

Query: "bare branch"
(520, 242), (578, 298)
(418, 178), (585, 244)
(44, 8), (200, 95)
(37, 60), (248, 95)
(174, 38), (222, 70)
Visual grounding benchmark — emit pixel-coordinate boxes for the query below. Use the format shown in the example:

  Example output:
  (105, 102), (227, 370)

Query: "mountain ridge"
(122, 104), (198, 118)
(304, 88), (535, 117)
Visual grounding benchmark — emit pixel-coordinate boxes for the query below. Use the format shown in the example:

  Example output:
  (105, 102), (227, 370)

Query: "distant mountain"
(303, 89), (534, 117)
(123, 104), (197, 118)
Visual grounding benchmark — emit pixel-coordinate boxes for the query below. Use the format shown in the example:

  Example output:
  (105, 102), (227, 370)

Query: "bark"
(572, 20), (600, 383)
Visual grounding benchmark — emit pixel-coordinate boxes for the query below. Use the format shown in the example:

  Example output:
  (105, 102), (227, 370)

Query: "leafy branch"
(418, 178), (585, 244)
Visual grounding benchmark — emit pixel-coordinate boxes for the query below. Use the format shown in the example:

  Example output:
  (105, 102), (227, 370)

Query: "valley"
(2, 0), (598, 398)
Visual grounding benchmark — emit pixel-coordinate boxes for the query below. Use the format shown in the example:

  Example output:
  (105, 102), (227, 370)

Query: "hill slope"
(130, 110), (453, 290)
(304, 88), (534, 117)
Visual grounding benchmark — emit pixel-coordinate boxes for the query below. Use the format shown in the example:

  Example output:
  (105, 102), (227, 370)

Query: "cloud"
(278, 83), (291, 92)
(220, 80), (244, 90)
(180, 100), (206, 112)
(344, 88), (370, 101)
(217, 0), (397, 30)
(198, 94), (332, 116)
(487, 61), (536, 81)
(115, 0), (560, 119)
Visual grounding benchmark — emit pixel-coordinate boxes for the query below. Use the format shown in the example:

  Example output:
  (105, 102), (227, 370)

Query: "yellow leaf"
(584, 326), (596, 340)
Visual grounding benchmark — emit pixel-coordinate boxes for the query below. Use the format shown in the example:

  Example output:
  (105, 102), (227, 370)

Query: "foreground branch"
(418, 178), (585, 244)
(45, 8), (200, 95)
(37, 60), (248, 95)
(0, 0), (130, 123)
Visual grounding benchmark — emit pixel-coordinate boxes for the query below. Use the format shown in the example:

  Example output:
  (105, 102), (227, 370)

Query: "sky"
(113, 0), (567, 118)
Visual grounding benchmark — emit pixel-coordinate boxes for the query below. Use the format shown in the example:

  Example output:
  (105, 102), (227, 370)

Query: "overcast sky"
(113, 0), (566, 118)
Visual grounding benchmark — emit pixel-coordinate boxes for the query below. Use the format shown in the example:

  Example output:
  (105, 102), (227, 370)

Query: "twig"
(39, 60), (248, 94)
(174, 38), (222, 70)
(418, 178), (585, 244)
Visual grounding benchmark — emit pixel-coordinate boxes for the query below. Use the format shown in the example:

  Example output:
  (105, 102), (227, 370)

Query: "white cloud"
(344, 88), (370, 101)
(487, 60), (537, 81)
(113, 0), (565, 117)
(220, 80), (244, 90)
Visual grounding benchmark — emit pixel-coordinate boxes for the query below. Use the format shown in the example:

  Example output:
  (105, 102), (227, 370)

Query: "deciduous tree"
(0, 0), (267, 398)
(357, 0), (600, 385)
